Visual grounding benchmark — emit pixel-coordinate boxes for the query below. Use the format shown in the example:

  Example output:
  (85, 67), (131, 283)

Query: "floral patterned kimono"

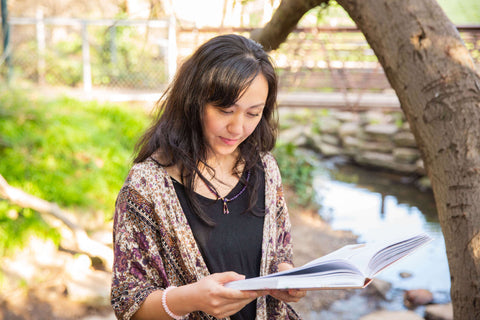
(111, 152), (301, 320)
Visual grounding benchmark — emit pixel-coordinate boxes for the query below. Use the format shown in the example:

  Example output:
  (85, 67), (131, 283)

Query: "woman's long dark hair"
(134, 34), (278, 225)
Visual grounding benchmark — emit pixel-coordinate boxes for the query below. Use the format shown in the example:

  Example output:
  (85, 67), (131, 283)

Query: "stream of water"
(311, 157), (451, 319)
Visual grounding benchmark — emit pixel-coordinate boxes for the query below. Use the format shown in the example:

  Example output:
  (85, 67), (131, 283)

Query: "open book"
(225, 232), (432, 290)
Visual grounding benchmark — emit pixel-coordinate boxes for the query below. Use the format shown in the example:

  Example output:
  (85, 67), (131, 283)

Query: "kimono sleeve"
(273, 162), (294, 268)
(110, 186), (168, 320)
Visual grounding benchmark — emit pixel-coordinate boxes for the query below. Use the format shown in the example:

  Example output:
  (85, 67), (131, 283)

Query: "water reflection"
(313, 158), (450, 294)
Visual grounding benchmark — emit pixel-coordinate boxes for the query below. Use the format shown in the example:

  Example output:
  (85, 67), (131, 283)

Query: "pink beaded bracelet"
(162, 286), (185, 319)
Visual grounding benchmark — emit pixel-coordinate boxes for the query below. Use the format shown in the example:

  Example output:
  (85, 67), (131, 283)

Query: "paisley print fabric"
(111, 152), (301, 320)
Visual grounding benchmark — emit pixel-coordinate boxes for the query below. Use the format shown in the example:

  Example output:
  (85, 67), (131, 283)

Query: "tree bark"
(335, 1), (480, 318)
(250, 0), (328, 51)
(254, 0), (480, 318)
(0, 174), (113, 271)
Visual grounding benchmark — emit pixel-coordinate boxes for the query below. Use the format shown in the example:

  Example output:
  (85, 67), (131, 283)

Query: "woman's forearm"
(132, 272), (260, 320)
(132, 284), (197, 320)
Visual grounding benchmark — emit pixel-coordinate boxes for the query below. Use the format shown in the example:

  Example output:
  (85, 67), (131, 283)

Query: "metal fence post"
(81, 20), (92, 93)
(1, 0), (12, 84)
(167, 15), (177, 82)
(36, 8), (46, 85)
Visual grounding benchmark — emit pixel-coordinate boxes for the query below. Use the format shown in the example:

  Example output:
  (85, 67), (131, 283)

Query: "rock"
(66, 268), (111, 305)
(317, 117), (341, 134)
(361, 111), (389, 125)
(355, 151), (395, 168)
(318, 142), (343, 157)
(393, 131), (417, 147)
(399, 272), (413, 279)
(416, 176), (431, 190)
(424, 303), (453, 320)
(393, 147), (421, 163)
(416, 158), (426, 175)
(367, 278), (392, 300)
(364, 124), (399, 141)
(343, 135), (362, 148)
(338, 122), (361, 138)
(332, 110), (359, 122)
(402, 121), (411, 131)
(360, 140), (395, 153)
(355, 151), (418, 173)
(277, 126), (309, 145)
(359, 310), (424, 320)
(343, 136), (361, 156)
(321, 133), (341, 146)
(308, 134), (323, 153)
(404, 289), (434, 308)
(65, 255), (111, 305)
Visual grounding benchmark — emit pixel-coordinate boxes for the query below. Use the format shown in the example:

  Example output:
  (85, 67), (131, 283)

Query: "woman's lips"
(220, 137), (239, 145)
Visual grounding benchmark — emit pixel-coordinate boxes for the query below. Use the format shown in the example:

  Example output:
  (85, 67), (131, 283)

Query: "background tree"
(252, 0), (480, 319)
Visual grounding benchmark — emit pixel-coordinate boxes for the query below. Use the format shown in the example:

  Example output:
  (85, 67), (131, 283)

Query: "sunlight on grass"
(0, 89), (150, 254)
(0, 91), (149, 213)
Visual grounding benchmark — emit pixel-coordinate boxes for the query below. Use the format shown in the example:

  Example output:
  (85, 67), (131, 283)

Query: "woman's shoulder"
(260, 151), (281, 182)
(124, 157), (169, 189)
(260, 151), (279, 170)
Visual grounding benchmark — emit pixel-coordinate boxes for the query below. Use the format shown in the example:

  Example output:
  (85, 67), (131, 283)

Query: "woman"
(111, 34), (306, 320)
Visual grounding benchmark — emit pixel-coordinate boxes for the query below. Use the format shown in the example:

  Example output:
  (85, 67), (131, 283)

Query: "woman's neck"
(198, 152), (244, 198)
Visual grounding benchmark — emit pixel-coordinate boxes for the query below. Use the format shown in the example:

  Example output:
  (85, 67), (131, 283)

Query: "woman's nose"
(227, 114), (243, 135)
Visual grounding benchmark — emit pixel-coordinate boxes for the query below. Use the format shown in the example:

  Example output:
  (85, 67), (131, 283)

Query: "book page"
(367, 233), (432, 276)
(303, 243), (381, 276)
(303, 233), (432, 278)
(224, 232), (432, 290)
(225, 261), (366, 290)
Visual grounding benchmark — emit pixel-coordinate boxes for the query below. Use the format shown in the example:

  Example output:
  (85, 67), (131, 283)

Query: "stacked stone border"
(278, 107), (431, 189)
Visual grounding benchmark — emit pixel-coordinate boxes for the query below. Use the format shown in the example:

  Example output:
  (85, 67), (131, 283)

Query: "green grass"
(0, 88), (149, 254)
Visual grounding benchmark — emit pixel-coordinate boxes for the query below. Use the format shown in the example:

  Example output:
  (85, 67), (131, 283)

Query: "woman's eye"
(248, 113), (261, 117)
(216, 106), (233, 114)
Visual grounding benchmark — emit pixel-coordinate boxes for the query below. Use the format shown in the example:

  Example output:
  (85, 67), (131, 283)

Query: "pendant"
(222, 198), (229, 214)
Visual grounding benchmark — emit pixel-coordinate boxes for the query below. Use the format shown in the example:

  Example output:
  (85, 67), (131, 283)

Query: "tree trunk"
(254, 0), (480, 318)
(335, 1), (480, 318)
(250, 0), (328, 51)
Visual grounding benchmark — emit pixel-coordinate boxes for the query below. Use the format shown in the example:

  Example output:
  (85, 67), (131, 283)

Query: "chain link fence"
(3, 17), (176, 91)
(1, 19), (479, 93)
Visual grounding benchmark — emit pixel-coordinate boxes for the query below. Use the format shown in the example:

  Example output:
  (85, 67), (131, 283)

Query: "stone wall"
(278, 107), (430, 188)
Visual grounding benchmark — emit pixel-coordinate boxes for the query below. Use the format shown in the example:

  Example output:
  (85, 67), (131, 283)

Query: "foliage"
(45, 37), (84, 86)
(0, 89), (149, 254)
(273, 143), (317, 208)
(0, 203), (61, 256)
(436, 0), (480, 24)
(92, 20), (167, 88)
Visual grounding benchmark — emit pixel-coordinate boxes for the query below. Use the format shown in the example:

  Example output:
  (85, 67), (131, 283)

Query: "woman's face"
(203, 73), (269, 161)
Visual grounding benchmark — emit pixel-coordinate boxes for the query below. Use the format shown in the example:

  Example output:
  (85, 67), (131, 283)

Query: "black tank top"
(172, 167), (265, 320)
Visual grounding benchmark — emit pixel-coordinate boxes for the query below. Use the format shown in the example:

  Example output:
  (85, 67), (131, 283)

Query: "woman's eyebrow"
(233, 103), (265, 109)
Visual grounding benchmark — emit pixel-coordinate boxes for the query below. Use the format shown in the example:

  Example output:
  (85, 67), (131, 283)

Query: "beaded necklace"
(205, 170), (251, 214)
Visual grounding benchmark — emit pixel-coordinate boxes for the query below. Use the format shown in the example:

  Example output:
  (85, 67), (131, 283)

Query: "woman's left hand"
(267, 262), (307, 302)
(267, 288), (307, 303)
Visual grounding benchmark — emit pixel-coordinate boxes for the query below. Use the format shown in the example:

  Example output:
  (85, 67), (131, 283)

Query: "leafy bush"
(273, 143), (317, 208)
(0, 89), (150, 254)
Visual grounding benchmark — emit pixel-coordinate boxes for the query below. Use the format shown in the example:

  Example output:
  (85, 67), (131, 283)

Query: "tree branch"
(251, 0), (329, 51)
(0, 174), (113, 270)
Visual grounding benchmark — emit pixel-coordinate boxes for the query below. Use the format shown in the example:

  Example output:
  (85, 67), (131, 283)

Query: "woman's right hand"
(188, 272), (261, 318)
(132, 272), (263, 320)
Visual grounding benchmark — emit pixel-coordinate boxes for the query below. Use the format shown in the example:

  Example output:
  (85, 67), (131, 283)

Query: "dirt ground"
(0, 191), (360, 320)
